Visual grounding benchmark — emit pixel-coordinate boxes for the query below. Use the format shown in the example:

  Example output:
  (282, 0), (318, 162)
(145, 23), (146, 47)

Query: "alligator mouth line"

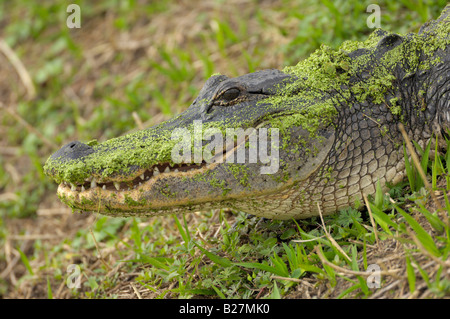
(60, 161), (210, 193)
(58, 120), (273, 197)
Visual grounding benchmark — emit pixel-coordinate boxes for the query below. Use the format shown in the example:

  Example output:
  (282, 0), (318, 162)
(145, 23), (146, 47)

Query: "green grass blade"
(296, 264), (326, 276)
(432, 152), (438, 189)
(419, 139), (431, 189)
(409, 139), (431, 190)
(17, 247), (34, 275)
(236, 262), (287, 277)
(182, 214), (192, 242)
(416, 203), (445, 233)
(393, 204), (441, 257)
(350, 245), (369, 295)
(130, 218), (142, 253)
(47, 277), (53, 299)
(135, 256), (171, 271)
(337, 282), (360, 299)
(211, 285), (226, 299)
(270, 252), (290, 277)
(316, 245), (336, 284)
(405, 255), (416, 294)
(270, 281), (282, 299)
(351, 245), (359, 271)
(432, 136), (444, 189)
(375, 180), (384, 209)
(363, 237), (368, 270)
(173, 215), (189, 246)
(282, 243), (300, 271)
(194, 242), (233, 268)
(412, 140), (424, 156)
(444, 192), (450, 213)
(404, 144), (415, 191)
(413, 257), (430, 285)
(421, 139), (431, 172)
(368, 202), (399, 233)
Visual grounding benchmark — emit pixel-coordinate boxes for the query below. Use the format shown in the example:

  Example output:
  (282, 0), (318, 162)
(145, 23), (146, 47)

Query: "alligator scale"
(45, 7), (450, 220)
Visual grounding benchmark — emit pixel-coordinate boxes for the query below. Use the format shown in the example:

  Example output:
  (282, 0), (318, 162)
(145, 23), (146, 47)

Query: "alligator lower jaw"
(56, 160), (215, 205)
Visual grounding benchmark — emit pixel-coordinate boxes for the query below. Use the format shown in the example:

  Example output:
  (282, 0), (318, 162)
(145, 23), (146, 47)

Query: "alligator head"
(44, 67), (339, 218)
(45, 6), (450, 219)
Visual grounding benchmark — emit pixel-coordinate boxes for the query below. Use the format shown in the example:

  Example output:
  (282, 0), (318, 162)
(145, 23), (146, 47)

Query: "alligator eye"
(222, 88), (240, 101)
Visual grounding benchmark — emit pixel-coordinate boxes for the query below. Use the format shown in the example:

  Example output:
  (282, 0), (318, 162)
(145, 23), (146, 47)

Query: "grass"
(0, 0), (449, 299)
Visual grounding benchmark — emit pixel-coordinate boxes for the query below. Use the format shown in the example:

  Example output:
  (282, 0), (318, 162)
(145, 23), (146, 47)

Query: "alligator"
(44, 6), (450, 220)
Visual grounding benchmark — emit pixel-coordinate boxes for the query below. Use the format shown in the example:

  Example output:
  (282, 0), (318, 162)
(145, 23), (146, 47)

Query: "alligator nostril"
(50, 141), (95, 162)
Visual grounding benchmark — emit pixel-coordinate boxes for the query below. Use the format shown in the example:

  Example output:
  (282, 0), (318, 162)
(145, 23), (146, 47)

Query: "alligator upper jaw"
(54, 117), (259, 192)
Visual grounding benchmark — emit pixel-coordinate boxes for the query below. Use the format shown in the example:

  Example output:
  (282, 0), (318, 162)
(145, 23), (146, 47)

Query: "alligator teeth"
(140, 174), (145, 180)
(81, 185), (85, 192)
(164, 166), (170, 173)
(154, 167), (160, 176)
(139, 182), (142, 186)
(174, 169), (179, 173)
(91, 179), (97, 188)
(114, 182), (121, 190)
(102, 185), (106, 190)
(71, 184), (76, 191)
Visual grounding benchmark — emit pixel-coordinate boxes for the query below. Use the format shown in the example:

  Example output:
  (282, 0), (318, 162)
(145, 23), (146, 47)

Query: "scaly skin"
(44, 6), (450, 219)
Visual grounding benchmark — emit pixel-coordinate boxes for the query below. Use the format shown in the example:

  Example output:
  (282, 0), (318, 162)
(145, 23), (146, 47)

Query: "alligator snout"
(50, 141), (94, 162)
